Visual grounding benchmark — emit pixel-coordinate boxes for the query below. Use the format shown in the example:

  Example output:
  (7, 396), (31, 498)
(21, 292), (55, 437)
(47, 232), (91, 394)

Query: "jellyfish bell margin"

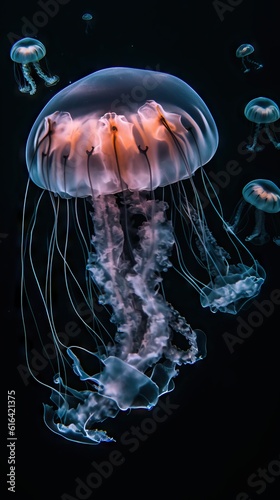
(22, 67), (265, 444)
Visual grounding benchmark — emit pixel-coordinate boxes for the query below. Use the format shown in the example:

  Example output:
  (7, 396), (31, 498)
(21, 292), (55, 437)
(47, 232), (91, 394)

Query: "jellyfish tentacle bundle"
(23, 67), (265, 444)
(44, 192), (205, 444)
(182, 201), (265, 314)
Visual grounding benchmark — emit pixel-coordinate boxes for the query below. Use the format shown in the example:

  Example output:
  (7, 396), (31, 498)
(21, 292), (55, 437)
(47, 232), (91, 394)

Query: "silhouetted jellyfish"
(10, 37), (59, 95)
(236, 43), (263, 73)
(244, 97), (280, 151)
(82, 13), (94, 34)
(22, 67), (265, 444)
(227, 179), (280, 245)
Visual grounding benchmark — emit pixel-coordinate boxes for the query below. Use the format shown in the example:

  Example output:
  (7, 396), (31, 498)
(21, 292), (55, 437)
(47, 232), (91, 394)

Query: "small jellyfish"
(10, 37), (59, 96)
(82, 13), (94, 35)
(244, 97), (280, 152)
(228, 179), (280, 245)
(236, 43), (263, 73)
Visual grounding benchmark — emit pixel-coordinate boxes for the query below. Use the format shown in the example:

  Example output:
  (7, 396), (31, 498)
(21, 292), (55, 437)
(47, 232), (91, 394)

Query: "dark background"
(1, 1), (280, 499)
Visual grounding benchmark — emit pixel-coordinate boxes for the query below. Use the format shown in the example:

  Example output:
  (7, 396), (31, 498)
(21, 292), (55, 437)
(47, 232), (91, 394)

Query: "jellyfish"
(10, 37), (59, 96)
(82, 13), (94, 35)
(244, 97), (280, 152)
(236, 43), (263, 73)
(22, 67), (265, 444)
(227, 179), (280, 246)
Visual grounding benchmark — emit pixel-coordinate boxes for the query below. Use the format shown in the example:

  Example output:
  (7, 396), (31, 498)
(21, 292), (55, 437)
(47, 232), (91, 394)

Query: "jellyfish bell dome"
(242, 179), (280, 214)
(82, 13), (93, 21)
(244, 97), (280, 124)
(26, 66), (219, 198)
(10, 37), (46, 63)
(236, 43), (254, 58)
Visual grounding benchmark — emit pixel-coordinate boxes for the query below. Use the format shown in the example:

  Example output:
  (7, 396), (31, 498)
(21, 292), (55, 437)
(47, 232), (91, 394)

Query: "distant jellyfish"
(10, 37), (59, 96)
(244, 97), (280, 151)
(227, 179), (280, 245)
(236, 43), (263, 73)
(82, 13), (94, 35)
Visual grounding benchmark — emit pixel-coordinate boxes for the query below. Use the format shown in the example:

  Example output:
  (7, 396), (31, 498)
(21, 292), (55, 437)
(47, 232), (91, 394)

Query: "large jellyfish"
(22, 67), (265, 444)
(228, 179), (280, 246)
(244, 97), (280, 152)
(10, 37), (59, 96)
